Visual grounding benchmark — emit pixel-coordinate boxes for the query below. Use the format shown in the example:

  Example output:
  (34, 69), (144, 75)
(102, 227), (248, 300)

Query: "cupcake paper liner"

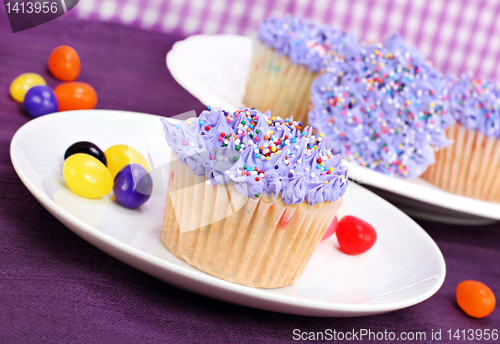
(243, 39), (317, 125)
(162, 158), (343, 288)
(422, 123), (500, 202)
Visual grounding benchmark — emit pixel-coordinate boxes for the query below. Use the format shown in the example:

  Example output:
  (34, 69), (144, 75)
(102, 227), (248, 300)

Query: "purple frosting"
(449, 73), (500, 138)
(258, 14), (357, 73)
(162, 107), (348, 206)
(308, 33), (455, 178)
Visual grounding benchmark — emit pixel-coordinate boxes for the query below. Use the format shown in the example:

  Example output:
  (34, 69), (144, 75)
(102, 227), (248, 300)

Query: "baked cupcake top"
(258, 14), (357, 73)
(449, 73), (500, 138)
(162, 107), (348, 205)
(309, 33), (454, 178)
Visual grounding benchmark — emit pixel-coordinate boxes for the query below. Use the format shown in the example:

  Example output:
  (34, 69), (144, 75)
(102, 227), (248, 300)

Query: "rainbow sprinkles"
(308, 33), (455, 178)
(162, 107), (348, 206)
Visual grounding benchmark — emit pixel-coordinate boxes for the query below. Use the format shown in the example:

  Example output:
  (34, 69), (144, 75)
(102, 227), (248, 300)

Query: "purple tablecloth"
(1, 17), (499, 343)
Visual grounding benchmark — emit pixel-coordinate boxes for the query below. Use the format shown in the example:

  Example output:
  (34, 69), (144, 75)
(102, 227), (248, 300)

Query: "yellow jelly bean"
(10, 73), (46, 103)
(63, 154), (113, 198)
(104, 145), (150, 179)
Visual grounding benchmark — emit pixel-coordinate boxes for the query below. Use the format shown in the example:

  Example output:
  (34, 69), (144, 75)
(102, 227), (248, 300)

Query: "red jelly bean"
(322, 216), (338, 241)
(335, 215), (377, 255)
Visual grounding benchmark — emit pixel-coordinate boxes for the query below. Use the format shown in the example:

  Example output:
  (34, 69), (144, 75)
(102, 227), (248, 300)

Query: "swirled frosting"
(162, 107), (348, 205)
(258, 14), (357, 73)
(449, 73), (500, 138)
(308, 33), (455, 178)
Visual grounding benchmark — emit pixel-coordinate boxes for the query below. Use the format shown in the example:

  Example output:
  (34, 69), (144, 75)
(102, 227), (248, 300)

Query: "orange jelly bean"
(54, 82), (98, 111)
(48, 46), (81, 81)
(456, 280), (496, 318)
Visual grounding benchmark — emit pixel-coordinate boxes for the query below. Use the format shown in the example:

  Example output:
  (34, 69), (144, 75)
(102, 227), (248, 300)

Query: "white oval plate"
(11, 110), (445, 317)
(167, 34), (500, 225)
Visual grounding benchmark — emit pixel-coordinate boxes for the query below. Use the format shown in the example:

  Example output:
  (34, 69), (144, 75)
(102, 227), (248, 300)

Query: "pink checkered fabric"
(70, 0), (500, 81)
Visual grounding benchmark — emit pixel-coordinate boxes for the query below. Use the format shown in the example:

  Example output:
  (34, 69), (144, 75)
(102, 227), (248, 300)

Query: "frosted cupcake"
(161, 107), (348, 288)
(308, 33), (454, 178)
(244, 15), (356, 125)
(422, 74), (500, 202)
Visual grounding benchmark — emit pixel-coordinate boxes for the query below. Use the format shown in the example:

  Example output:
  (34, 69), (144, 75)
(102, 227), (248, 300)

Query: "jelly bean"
(114, 164), (152, 208)
(64, 141), (107, 166)
(457, 280), (496, 318)
(24, 85), (58, 118)
(54, 82), (98, 111)
(105, 145), (150, 179)
(63, 153), (113, 198)
(10, 73), (46, 103)
(48, 46), (81, 81)
(335, 216), (377, 255)
(322, 216), (338, 241)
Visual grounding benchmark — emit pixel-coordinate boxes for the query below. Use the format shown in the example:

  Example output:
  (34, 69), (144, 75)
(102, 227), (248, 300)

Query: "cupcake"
(161, 107), (348, 288)
(422, 74), (500, 202)
(243, 14), (356, 126)
(308, 33), (454, 178)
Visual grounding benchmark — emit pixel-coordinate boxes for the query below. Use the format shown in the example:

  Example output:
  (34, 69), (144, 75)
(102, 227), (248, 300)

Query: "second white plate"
(166, 34), (500, 225)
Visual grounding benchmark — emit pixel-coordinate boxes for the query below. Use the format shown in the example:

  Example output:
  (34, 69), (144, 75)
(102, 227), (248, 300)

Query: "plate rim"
(10, 110), (446, 317)
(345, 162), (500, 221)
(167, 34), (246, 113)
(166, 34), (500, 222)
